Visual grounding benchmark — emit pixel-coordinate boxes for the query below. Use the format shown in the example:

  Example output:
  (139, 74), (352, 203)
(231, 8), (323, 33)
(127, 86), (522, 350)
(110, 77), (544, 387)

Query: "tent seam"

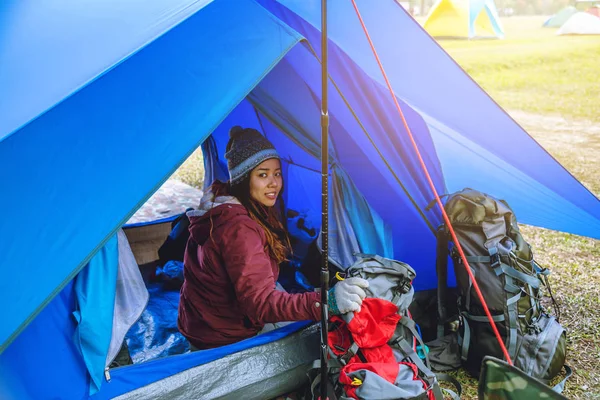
(302, 41), (437, 234)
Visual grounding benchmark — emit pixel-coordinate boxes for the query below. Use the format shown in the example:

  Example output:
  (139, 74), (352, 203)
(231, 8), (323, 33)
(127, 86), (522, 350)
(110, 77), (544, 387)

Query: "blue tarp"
(259, 0), (600, 237)
(0, 281), (90, 400)
(126, 282), (189, 364)
(0, 0), (303, 353)
(1, 0), (599, 398)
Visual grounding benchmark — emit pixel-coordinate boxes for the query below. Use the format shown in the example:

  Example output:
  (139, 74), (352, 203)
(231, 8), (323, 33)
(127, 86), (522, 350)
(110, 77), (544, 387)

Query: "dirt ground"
(511, 110), (600, 195)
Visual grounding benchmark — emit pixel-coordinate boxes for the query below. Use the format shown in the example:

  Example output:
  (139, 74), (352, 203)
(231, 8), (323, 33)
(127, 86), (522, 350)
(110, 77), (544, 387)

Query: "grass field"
(174, 15), (599, 400)
(439, 16), (600, 123)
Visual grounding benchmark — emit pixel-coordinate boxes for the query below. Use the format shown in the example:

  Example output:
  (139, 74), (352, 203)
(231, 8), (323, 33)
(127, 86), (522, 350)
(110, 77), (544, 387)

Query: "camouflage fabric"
(479, 357), (568, 400)
(126, 179), (202, 224)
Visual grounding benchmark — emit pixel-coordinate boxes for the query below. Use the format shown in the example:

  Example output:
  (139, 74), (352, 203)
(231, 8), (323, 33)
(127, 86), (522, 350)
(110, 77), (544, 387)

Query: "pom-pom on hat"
(224, 126), (280, 185)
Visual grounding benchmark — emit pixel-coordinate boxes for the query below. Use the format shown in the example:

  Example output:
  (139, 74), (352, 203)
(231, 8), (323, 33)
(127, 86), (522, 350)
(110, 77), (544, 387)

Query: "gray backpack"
(346, 254), (419, 352)
(321, 254), (461, 400)
(435, 189), (569, 389)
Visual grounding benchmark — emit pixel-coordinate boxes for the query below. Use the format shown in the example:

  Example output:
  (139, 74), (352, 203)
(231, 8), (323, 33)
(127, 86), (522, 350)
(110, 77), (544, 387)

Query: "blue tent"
(1, 0), (599, 398)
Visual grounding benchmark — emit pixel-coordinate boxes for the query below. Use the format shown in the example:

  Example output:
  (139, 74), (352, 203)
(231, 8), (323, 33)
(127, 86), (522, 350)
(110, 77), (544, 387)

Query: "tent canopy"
(557, 12), (600, 34)
(423, 0), (505, 39)
(543, 6), (578, 27)
(0, 0), (307, 352)
(1, 0), (600, 397)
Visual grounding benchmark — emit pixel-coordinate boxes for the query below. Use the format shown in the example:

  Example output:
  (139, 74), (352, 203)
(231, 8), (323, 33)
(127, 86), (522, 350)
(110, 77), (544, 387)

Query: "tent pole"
(319, 0), (330, 399)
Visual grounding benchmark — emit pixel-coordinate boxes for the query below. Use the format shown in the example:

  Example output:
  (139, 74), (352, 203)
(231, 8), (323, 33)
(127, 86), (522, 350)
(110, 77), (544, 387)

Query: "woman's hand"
(328, 277), (370, 315)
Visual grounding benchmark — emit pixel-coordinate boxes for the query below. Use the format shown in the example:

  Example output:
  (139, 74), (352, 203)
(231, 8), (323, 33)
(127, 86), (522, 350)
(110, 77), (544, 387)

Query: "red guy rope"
(349, 0), (513, 365)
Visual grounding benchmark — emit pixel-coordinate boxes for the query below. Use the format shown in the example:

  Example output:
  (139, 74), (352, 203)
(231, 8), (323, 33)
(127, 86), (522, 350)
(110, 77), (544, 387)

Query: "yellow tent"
(423, 0), (504, 39)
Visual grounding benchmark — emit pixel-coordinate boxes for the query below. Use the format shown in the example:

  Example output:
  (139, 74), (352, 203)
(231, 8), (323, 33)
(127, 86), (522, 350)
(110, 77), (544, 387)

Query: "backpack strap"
(398, 316), (431, 369)
(463, 313), (505, 323)
(309, 371), (340, 400)
(460, 310), (510, 363)
(396, 338), (434, 379)
(505, 284), (521, 359)
(464, 265), (477, 313)
(488, 247), (522, 360)
(435, 226), (449, 340)
(464, 255), (493, 263)
(488, 247), (541, 289)
(496, 263), (541, 289)
(392, 315), (455, 399)
(338, 342), (360, 365)
(458, 312), (471, 362)
(435, 373), (462, 400)
(307, 359), (343, 400)
(431, 384), (445, 400)
(552, 364), (573, 394)
(395, 338), (455, 400)
(535, 261), (561, 321)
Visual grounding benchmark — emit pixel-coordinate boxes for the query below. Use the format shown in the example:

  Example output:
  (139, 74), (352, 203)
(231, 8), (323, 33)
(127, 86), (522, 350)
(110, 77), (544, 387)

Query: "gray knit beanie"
(225, 126), (280, 185)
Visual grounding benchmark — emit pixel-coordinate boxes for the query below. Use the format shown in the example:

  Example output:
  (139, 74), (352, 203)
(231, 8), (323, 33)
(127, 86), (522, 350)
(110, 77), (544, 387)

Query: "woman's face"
(249, 158), (282, 207)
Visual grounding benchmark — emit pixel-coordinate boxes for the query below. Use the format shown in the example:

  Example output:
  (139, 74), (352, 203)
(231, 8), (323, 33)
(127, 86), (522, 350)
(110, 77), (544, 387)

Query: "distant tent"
(586, 6), (600, 17)
(423, 0), (505, 39)
(557, 11), (600, 35)
(543, 6), (578, 27)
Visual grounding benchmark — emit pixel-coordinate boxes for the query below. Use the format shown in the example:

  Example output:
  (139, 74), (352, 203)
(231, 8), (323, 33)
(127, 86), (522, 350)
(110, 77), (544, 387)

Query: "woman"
(178, 126), (369, 350)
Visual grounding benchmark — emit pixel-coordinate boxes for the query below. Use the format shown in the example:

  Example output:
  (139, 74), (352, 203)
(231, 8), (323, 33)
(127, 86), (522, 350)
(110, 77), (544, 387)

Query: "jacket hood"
(186, 181), (246, 245)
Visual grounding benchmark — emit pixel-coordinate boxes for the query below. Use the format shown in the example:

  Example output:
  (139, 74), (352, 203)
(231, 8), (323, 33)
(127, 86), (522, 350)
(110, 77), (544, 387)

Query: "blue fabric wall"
(0, 273), (311, 400)
(0, 281), (90, 400)
(259, 0), (600, 239)
(0, 0), (302, 353)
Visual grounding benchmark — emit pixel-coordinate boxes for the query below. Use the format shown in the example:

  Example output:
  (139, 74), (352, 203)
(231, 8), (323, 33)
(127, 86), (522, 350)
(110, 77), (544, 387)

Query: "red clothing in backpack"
(329, 298), (432, 400)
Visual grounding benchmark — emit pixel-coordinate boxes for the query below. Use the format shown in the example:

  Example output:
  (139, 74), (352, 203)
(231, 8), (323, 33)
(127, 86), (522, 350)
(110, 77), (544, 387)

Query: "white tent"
(557, 11), (600, 35)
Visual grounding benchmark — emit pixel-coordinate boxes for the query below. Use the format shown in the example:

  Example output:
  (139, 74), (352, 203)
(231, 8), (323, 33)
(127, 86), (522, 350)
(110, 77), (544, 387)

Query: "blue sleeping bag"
(126, 281), (189, 363)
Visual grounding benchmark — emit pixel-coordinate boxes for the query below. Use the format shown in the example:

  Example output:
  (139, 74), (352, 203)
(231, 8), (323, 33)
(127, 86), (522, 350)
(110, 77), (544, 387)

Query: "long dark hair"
(229, 175), (291, 264)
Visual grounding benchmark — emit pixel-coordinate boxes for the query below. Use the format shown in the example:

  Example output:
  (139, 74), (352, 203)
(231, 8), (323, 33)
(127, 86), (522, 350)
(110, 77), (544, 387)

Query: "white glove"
(329, 277), (369, 315)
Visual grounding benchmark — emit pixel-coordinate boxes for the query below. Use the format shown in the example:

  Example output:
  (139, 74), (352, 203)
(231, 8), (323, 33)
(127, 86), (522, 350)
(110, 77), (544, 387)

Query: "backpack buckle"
(450, 247), (461, 263)
(396, 279), (412, 295)
(489, 247), (501, 269)
(339, 342), (359, 365)
(528, 322), (542, 335)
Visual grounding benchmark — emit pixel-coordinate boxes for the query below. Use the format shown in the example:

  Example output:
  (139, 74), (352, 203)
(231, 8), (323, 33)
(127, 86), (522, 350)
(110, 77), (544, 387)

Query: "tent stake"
(319, 0), (330, 399)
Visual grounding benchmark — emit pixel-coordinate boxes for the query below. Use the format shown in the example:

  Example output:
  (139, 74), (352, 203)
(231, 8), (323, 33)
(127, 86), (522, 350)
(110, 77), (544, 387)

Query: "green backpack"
(435, 189), (568, 388)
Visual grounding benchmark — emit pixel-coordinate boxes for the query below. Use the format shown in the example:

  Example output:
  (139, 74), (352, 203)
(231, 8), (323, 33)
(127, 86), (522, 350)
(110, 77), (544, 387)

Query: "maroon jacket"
(177, 189), (321, 350)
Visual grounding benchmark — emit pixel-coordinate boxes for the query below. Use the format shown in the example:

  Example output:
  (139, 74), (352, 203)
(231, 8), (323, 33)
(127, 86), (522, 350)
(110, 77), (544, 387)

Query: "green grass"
(172, 147), (204, 189)
(438, 16), (600, 122)
(173, 15), (600, 400)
